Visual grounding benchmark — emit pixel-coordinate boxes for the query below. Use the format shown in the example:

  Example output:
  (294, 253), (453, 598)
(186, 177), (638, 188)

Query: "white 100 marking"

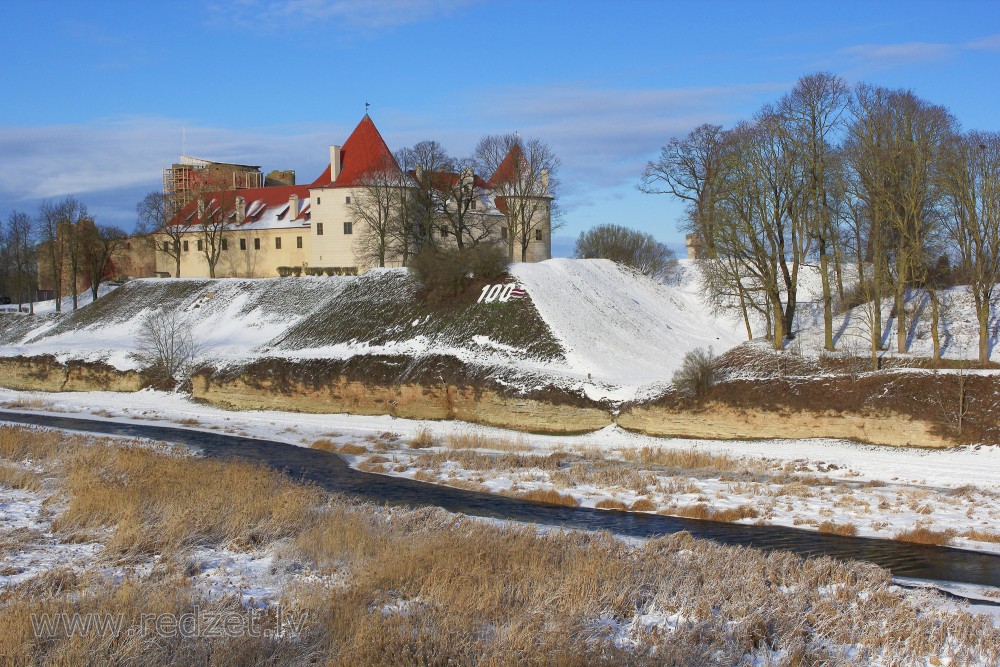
(477, 283), (516, 303)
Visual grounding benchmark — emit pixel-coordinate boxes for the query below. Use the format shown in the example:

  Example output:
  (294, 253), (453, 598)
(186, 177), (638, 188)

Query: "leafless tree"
(137, 309), (202, 384)
(779, 72), (850, 351)
(640, 123), (728, 257)
(476, 134), (559, 262)
(80, 224), (128, 301)
(4, 211), (36, 313)
(350, 155), (410, 268)
(395, 140), (451, 255)
(38, 197), (88, 312)
(574, 224), (677, 280)
(847, 84), (956, 354)
(940, 131), (1000, 364)
(136, 191), (184, 277)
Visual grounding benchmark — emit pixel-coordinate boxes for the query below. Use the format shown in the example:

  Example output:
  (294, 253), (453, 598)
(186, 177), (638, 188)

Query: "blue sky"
(2, 0), (999, 257)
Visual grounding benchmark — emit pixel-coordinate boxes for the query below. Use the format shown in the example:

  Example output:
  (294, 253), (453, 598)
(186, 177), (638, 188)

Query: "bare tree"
(395, 140), (451, 255)
(779, 72), (850, 351)
(136, 191), (184, 277)
(194, 188), (237, 279)
(941, 131), (1000, 364)
(574, 224), (677, 280)
(137, 309), (202, 384)
(5, 211), (36, 313)
(476, 134), (559, 262)
(640, 123), (728, 256)
(847, 84), (956, 354)
(350, 155), (409, 268)
(38, 197), (88, 312)
(80, 224), (128, 301)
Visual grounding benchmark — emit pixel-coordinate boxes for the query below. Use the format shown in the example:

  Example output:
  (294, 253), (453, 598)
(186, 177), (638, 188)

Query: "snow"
(511, 259), (743, 398)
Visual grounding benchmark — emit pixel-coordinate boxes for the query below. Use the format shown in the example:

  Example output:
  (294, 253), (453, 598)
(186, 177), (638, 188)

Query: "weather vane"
(365, 101), (370, 114)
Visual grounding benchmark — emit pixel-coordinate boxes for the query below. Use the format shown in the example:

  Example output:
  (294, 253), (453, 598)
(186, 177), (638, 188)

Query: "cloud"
(209, 0), (478, 33)
(967, 33), (1000, 51)
(841, 41), (954, 66)
(460, 81), (787, 197)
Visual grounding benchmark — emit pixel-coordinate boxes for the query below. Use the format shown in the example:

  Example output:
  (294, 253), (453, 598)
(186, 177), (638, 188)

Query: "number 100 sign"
(477, 283), (526, 303)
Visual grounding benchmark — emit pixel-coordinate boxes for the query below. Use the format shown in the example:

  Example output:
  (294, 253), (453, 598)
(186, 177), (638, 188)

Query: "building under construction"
(163, 156), (296, 206)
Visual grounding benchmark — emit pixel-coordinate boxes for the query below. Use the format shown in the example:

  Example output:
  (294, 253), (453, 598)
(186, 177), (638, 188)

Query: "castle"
(152, 115), (553, 279)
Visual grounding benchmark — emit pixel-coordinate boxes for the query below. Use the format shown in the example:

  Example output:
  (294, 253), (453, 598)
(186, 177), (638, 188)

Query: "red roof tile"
(487, 143), (524, 188)
(311, 115), (401, 189)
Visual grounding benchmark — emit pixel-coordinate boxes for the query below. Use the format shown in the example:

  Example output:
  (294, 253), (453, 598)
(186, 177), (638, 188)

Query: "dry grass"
(337, 443), (368, 455)
(962, 528), (1000, 543)
(1, 424), (998, 666)
(310, 438), (339, 452)
(662, 503), (759, 522)
(625, 446), (759, 474)
(818, 521), (859, 536)
(413, 450), (569, 473)
(0, 461), (41, 491)
(893, 526), (956, 546)
(595, 498), (629, 511)
(443, 432), (531, 452)
(408, 428), (437, 449)
(629, 498), (657, 512)
(514, 488), (579, 507)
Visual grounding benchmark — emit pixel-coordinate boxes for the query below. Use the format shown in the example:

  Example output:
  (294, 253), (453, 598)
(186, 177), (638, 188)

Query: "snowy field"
(1, 387), (998, 560)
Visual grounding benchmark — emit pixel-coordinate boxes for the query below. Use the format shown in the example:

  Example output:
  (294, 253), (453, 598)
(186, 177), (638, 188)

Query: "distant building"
(150, 115), (553, 278)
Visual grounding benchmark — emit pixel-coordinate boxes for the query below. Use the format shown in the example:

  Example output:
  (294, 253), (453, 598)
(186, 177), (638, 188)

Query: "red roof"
(172, 183), (312, 228)
(487, 143), (524, 188)
(407, 169), (490, 192)
(312, 115), (402, 189)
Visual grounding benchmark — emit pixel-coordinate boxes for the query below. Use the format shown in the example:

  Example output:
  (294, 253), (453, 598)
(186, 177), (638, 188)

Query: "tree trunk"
(175, 253), (181, 279)
(739, 290), (753, 341)
(895, 289), (907, 354)
(978, 290), (990, 364)
(771, 297), (785, 350)
(929, 289), (940, 363)
(820, 248), (834, 351)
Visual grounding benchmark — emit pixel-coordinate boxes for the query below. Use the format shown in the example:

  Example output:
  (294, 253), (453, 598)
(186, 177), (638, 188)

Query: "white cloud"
(841, 41), (954, 66)
(209, 0), (478, 33)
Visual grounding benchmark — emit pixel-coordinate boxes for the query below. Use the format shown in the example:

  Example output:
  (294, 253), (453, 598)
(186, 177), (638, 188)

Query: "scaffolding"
(163, 156), (264, 205)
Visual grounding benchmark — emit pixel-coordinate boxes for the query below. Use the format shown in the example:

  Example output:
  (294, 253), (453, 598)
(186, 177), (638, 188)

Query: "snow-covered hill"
(0, 260), (745, 402)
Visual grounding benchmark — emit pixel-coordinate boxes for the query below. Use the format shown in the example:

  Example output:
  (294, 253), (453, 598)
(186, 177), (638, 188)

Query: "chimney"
(236, 196), (246, 222)
(288, 194), (299, 219)
(330, 145), (342, 182)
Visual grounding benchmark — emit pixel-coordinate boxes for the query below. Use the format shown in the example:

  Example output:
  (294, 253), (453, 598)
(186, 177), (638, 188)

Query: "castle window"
(275, 237), (282, 250)
(535, 229), (543, 241)
(470, 198), (477, 210)
(296, 236), (303, 249)
(440, 226), (448, 238)
(343, 222), (353, 235)
(240, 238), (247, 250)
(221, 239), (228, 251)
(183, 240), (189, 252)
(345, 196), (351, 204)
(316, 223), (324, 236)
(317, 197), (321, 205)
(197, 239), (203, 251)
(500, 228), (508, 241)
(254, 238), (261, 250)
(162, 241), (169, 252)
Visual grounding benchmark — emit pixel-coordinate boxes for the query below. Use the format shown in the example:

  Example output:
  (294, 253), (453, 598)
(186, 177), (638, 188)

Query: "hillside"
(0, 260), (745, 402)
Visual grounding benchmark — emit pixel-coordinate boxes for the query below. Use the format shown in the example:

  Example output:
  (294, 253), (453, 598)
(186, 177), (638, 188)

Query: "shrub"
(409, 244), (509, 304)
(276, 266), (293, 277)
(574, 223), (677, 280)
(818, 521), (858, 536)
(137, 310), (202, 388)
(291, 266), (302, 276)
(323, 267), (336, 276)
(409, 428), (437, 449)
(672, 347), (716, 400)
(595, 498), (629, 511)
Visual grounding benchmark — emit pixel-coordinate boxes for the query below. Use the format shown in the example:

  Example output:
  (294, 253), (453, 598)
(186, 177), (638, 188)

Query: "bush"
(672, 347), (716, 400)
(323, 267), (336, 276)
(409, 244), (509, 305)
(574, 223), (677, 280)
(291, 266), (302, 276)
(137, 310), (202, 388)
(277, 266), (293, 277)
